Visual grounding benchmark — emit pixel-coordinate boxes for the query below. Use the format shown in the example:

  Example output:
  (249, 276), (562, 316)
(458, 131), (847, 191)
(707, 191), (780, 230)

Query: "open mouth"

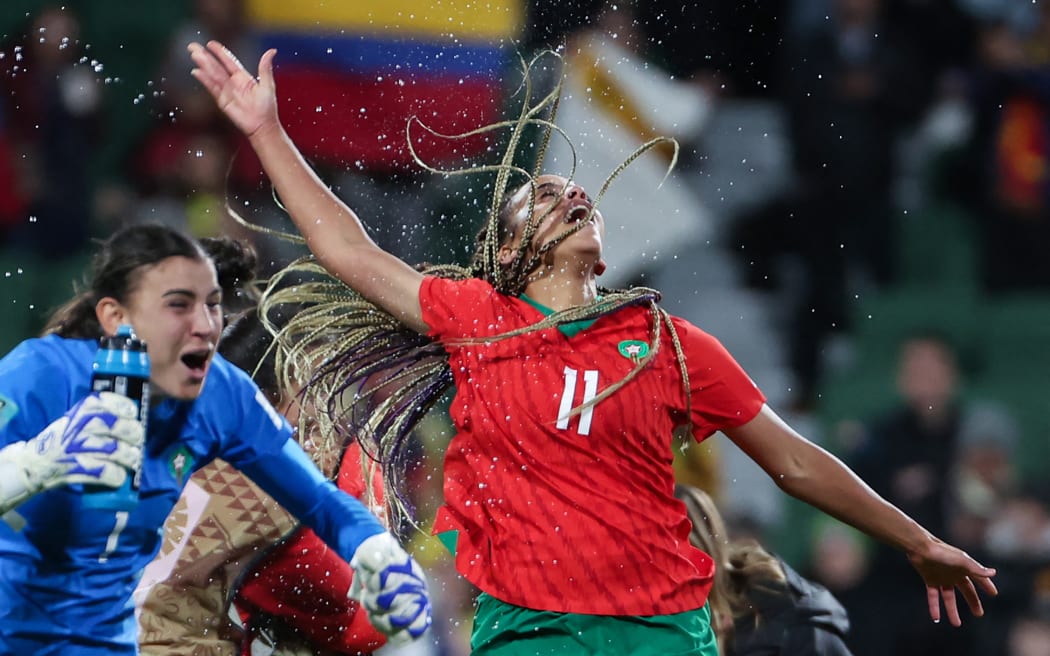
(567, 205), (592, 223)
(180, 350), (211, 375)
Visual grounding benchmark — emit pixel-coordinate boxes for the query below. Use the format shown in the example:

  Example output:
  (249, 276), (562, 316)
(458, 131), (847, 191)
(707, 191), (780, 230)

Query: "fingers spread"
(976, 575), (999, 598)
(258, 48), (277, 88)
(207, 40), (247, 76)
(188, 44), (228, 96)
(926, 586), (941, 624)
(959, 576), (984, 618)
(942, 586), (962, 627)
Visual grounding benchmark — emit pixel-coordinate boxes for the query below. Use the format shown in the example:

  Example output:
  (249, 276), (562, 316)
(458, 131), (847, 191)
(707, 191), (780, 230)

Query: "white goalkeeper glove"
(349, 532), (433, 646)
(0, 391), (144, 514)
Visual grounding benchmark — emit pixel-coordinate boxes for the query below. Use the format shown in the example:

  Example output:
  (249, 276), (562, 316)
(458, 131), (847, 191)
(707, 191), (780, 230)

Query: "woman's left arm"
(723, 404), (997, 626)
(237, 438), (385, 556)
(238, 438), (432, 643)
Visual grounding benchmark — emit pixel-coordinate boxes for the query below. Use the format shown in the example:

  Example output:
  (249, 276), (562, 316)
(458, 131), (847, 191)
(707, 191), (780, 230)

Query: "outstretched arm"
(188, 41), (427, 333)
(724, 404), (998, 627)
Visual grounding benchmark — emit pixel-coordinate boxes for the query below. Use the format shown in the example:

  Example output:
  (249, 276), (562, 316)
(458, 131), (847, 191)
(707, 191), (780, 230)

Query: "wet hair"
(42, 223), (209, 339)
(199, 235), (261, 324)
(674, 484), (787, 648)
(258, 51), (695, 526)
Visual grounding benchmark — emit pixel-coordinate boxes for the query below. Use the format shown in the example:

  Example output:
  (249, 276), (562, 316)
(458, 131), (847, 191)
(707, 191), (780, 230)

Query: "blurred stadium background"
(1, 0), (1049, 653)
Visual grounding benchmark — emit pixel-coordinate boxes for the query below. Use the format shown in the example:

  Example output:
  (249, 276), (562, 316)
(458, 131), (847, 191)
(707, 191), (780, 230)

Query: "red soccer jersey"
(236, 443), (387, 654)
(420, 277), (766, 616)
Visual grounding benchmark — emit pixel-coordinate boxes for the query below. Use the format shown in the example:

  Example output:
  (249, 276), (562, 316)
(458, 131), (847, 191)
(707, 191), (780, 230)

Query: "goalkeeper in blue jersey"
(0, 223), (431, 655)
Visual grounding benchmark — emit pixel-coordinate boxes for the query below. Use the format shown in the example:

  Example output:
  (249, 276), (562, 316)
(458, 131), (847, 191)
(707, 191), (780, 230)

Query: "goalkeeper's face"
(119, 256), (223, 400)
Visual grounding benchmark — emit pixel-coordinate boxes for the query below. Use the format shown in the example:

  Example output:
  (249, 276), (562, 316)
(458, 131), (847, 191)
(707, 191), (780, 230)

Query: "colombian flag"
(248, 0), (523, 171)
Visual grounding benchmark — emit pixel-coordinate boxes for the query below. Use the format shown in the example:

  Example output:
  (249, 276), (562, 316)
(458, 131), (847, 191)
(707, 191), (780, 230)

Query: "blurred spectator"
(802, 521), (881, 656)
(986, 485), (1050, 563)
(1008, 613), (1050, 656)
(138, 0), (261, 194)
(0, 5), (102, 257)
(843, 332), (982, 655)
(735, 0), (935, 407)
(956, 14), (1050, 291)
(849, 334), (965, 537)
(949, 401), (1021, 550)
(967, 482), (1050, 655)
(807, 522), (870, 596)
(160, 0), (258, 88)
(129, 130), (235, 238)
(122, 0), (294, 271)
(0, 5), (106, 345)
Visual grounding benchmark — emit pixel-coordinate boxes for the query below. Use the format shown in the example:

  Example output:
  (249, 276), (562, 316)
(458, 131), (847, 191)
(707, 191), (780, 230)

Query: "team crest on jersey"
(618, 340), (650, 361)
(167, 445), (196, 488)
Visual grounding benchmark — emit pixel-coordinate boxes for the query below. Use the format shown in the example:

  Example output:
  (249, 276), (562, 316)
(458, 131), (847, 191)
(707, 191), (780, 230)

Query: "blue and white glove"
(0, 391), (144, 514)
(349, 532), (433, 645)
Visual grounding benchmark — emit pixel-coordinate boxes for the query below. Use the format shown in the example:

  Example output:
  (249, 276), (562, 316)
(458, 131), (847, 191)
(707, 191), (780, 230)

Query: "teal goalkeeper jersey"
(0, 336), (383, 655)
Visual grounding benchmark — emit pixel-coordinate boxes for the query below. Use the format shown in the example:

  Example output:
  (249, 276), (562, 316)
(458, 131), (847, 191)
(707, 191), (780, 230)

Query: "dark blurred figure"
(1008, 611), (1050, 656)
(525, 0), (784, 99)
(733, 0), (935, 408)
(845, 333), (982, 656)
(125, 0), (292, 270)
(802, 521), (883, 656)
(974, 482), (1050, 654)
(0, 5), (102, 257)
(955, 12), (1050, 291)
(0, 6), (105, 346)
(852, 335), (964, 535)
(0, 109), (28, 233)
(134, 0), (261, 200)
(636, 0), (785, 98)
(948, 401), (1020, 552)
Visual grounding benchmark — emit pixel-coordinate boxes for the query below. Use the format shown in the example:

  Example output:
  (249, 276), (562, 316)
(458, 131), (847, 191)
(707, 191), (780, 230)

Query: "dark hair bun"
(199, 236), (258, 290)
(199, 236), (260, 318)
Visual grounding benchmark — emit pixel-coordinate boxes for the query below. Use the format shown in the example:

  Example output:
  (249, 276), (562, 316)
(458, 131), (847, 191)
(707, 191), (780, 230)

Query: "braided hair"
(257, 51), (695, 526)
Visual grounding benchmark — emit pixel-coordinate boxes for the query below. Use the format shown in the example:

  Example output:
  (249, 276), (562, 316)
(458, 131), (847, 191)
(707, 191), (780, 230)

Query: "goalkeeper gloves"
(0, 391), (144, 514)
(349, 532), (433, 645)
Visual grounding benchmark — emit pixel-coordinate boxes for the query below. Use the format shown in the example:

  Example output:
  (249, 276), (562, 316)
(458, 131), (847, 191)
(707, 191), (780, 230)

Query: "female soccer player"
(0, 223), (429, 654)
(189, 40), (996, 655)
(138, 285), (388, 655)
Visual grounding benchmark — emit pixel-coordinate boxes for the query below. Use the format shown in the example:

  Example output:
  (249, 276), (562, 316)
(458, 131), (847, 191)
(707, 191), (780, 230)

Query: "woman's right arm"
(188, 41), (427, 333)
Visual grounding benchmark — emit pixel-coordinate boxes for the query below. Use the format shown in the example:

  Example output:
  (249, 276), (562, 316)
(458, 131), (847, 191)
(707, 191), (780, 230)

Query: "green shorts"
(470, 592), (719, 656)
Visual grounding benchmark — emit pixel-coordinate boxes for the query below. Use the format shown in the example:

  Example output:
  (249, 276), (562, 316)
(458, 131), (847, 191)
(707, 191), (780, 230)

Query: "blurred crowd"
(1, 0), (1049, 654)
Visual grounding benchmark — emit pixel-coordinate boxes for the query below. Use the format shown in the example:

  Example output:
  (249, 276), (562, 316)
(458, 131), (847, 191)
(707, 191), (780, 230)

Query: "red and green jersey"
(420, 277), (766, 616)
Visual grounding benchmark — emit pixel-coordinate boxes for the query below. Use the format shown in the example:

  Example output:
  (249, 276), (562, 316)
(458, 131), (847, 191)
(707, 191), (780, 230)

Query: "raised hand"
(187, 40), (279, 138)
(907, 538), (998, 626)
(349, 532), (433, 645)
(0, 391), (144, 514)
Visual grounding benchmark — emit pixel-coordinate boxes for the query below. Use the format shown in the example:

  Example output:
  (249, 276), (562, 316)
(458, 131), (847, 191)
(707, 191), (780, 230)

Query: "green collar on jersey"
(519, 294), (600, 337)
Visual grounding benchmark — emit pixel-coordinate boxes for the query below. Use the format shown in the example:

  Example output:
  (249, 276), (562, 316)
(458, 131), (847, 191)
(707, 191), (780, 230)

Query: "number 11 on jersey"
(557, 367), (598, 436)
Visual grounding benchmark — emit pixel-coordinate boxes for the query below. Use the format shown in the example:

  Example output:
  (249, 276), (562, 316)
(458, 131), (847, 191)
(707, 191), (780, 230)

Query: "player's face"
(120, 256), (223, 400)
(501, 174), (605, 266)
